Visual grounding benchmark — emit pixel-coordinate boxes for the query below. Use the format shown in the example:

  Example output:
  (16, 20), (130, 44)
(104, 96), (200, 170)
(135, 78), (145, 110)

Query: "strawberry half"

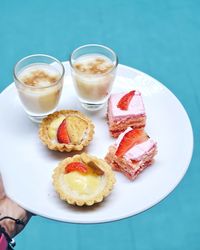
(117, 90), (135, 110)
(57, 119), (70, 144)
(115, 129), (148, 157)
(65, 162), (88, 174)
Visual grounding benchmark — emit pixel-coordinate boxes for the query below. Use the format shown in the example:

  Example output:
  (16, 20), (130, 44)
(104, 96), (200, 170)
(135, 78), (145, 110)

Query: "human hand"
(0, 175), (32, 238)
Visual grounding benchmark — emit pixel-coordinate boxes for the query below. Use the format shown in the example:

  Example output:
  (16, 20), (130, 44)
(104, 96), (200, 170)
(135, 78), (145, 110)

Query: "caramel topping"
(20, 70), (59, 86)
(87, 161), (104, 176)
(81, 153), (104, 175)
(74, 57), (113, 75)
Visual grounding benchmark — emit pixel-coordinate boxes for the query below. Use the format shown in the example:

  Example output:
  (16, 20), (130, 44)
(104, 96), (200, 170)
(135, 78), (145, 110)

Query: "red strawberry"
(117, 90), (135, 110)
(57, 119), (70, 144)
(115, 129), (148, 157)
(65, 162), (88, 174)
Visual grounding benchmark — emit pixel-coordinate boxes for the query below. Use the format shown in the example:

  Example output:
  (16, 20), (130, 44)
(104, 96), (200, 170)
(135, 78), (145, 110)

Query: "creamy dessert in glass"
(14, 54), (65, 123)
(70, 44), (118, 111)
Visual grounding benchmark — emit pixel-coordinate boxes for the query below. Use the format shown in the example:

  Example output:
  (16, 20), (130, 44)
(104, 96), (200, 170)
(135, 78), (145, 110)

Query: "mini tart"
(39, 110), (94, 152)
(52, 153), (116, 206)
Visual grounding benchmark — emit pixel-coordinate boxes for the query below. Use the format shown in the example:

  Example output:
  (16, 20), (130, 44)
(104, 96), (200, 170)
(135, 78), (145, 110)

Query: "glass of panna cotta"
(14, 54), (65, 123)
(70, 44), (118, 111)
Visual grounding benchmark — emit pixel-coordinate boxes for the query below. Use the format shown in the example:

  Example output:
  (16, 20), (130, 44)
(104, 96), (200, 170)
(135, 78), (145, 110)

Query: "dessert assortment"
(105, 90), (157, 180)
(39, 110), (94, 152)
(37, 90), (157, 205)
(53, 153), (115, 206)
(41, 88), (157, 206)
(14, 48), (158, 208)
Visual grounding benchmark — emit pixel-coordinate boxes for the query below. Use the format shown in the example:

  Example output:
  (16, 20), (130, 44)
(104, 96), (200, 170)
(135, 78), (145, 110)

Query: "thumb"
(0, 174), (5, 199)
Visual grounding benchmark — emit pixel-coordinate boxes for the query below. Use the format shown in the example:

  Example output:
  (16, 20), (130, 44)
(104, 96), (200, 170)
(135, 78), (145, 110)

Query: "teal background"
(0, 0), (199, 249)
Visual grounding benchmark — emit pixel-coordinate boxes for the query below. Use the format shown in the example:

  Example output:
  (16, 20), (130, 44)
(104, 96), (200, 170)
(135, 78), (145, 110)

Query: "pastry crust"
(52, 153), (116, 206)
(39, 110), (94, 152)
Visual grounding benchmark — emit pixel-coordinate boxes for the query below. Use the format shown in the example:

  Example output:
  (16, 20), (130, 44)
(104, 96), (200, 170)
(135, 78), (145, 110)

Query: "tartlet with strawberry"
(52, 153), (116, 206)
(105, 128), (157, 180)
(107, 90), (146, 138)
(39, 110), (94, 152)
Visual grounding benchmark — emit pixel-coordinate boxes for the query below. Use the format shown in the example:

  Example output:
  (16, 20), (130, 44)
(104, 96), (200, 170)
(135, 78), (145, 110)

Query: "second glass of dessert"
(14, 54), (65, 123)
(70, 44), (118, 111)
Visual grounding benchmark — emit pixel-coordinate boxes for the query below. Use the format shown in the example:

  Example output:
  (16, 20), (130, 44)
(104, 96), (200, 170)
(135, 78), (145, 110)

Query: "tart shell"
(52, 153), (116, 206)
(39, 110), (94, 152)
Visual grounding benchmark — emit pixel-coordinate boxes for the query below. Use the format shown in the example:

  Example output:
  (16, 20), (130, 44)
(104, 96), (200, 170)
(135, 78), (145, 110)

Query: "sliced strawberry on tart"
(105, 128), (157, 180)
(57, 119), (71, 144)
(39, 110), (94, 152)
(65, 161), (88, 174)
(52, 153), (115, 206)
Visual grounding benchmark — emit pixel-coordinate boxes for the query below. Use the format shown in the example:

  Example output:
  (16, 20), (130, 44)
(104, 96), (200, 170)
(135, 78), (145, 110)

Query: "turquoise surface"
(0, 0), (199, 249)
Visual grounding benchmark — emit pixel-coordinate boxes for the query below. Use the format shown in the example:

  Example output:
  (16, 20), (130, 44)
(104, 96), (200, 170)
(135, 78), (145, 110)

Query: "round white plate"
(0, 62), (193, 223)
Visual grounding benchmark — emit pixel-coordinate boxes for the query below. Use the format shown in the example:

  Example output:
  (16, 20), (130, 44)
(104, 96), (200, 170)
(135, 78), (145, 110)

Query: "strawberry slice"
(117, 90), (135, 110)
(57, 119), (70, 144)
(65, 162), (88, 174)
(115, 129), (148, 157)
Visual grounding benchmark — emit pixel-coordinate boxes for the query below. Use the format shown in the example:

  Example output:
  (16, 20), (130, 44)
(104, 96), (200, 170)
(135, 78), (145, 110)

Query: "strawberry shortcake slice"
(105, 128), (157, 180)
(107, 90), (146, 138)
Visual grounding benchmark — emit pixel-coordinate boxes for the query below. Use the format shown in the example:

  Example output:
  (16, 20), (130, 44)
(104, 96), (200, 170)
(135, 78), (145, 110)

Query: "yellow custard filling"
(48, 115), (65, 139)
(63, 171), (101, 195)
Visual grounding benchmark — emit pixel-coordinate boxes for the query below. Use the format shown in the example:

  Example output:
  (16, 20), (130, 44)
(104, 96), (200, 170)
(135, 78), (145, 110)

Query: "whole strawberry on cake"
(105, 128), (157, 180)
(107, 90), (146, 138)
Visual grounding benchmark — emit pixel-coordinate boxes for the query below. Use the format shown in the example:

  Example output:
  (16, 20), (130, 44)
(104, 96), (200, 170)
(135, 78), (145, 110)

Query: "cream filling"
(59, 172), (106, 200)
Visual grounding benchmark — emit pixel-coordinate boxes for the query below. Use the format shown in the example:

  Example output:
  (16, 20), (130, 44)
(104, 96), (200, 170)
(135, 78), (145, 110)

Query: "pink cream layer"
(115, 127), (157, 161)
(108, 91), (145, 120)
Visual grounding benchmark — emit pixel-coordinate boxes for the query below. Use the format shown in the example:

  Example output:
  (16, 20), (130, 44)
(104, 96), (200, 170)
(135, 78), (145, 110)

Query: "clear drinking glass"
(14, 54), (65, 123)
(70, 44), (118, 111)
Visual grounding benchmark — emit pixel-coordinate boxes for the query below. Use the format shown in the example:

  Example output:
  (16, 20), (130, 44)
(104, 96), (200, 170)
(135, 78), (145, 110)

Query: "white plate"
(0, 62), (193, 223)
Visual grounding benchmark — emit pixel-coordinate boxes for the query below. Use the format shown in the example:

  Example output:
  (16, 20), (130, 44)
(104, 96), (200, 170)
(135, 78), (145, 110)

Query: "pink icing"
(114, 127), (156, 161)
(108, 91), (145, 119)
(124, 139), (156, 161)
